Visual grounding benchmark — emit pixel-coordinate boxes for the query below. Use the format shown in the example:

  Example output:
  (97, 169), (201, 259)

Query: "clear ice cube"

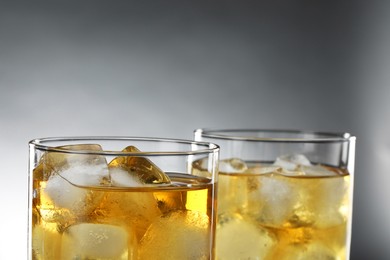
(108, 146), (171, 185)
(216, 213), (276, 260)
(139, 210), (210, 259)
(61, 223), (129, 260)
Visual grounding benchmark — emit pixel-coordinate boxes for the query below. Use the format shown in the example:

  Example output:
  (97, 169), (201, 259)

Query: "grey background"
(1, 1), (389, 258)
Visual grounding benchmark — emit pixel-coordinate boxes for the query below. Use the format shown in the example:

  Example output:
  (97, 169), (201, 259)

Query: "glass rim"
(29, 136), (220, 156)
(194, 128), (356, 143)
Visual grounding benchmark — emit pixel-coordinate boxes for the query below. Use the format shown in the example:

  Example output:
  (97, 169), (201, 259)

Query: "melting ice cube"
(216, 213), (276, 260)
(139, 210), (210, 259)
(273, 154), (311, 171)
(219, 158), (248, 173)
(61, 223), (129, 259)
(108, 146), (170, 185)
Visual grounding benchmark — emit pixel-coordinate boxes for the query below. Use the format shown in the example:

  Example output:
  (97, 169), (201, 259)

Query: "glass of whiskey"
(194, 129), (355, 260)
(28, 136), (219, 259)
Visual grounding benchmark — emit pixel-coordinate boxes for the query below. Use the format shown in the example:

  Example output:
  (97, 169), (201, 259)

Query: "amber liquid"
(215, 162), (352, 260)
(32, 172), (215, 260)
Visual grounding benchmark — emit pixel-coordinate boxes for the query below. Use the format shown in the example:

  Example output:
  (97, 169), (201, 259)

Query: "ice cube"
(44, 163), (108, 214)
(311, 174), (351, 228)
(94, 189), (161, 241)
(217, 165), (278, 217)
(33, 144), (107, 181)
(218, 172), (250, 215)
(192, 157), (213, 178)
(61, 223), (129, 260)
(263, 154), (351, 229)
(259, 174), (301, 227)
(216, 213), (276, 260)
(33, 181), (74, 224)
(219, 158), (248, 173)
(109, 167), (143, 187)
(108, 146), (170, 185)
(32, 223), (62, 259)
(154, 191), (186, 214)
(274, 154), (311, 171)
(58, 161), (109, 187)
(260, 170), (351, 229)
(139, 210), (210, 259)
(42, 144), (109, 215)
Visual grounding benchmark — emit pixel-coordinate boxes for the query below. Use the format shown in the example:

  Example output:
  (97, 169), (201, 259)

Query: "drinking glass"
(194, 129), (355, 260)
(28, 137), (219, 259)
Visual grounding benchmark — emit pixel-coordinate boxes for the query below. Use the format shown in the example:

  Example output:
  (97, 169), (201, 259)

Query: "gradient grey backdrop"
(1, 1), (389, 259)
